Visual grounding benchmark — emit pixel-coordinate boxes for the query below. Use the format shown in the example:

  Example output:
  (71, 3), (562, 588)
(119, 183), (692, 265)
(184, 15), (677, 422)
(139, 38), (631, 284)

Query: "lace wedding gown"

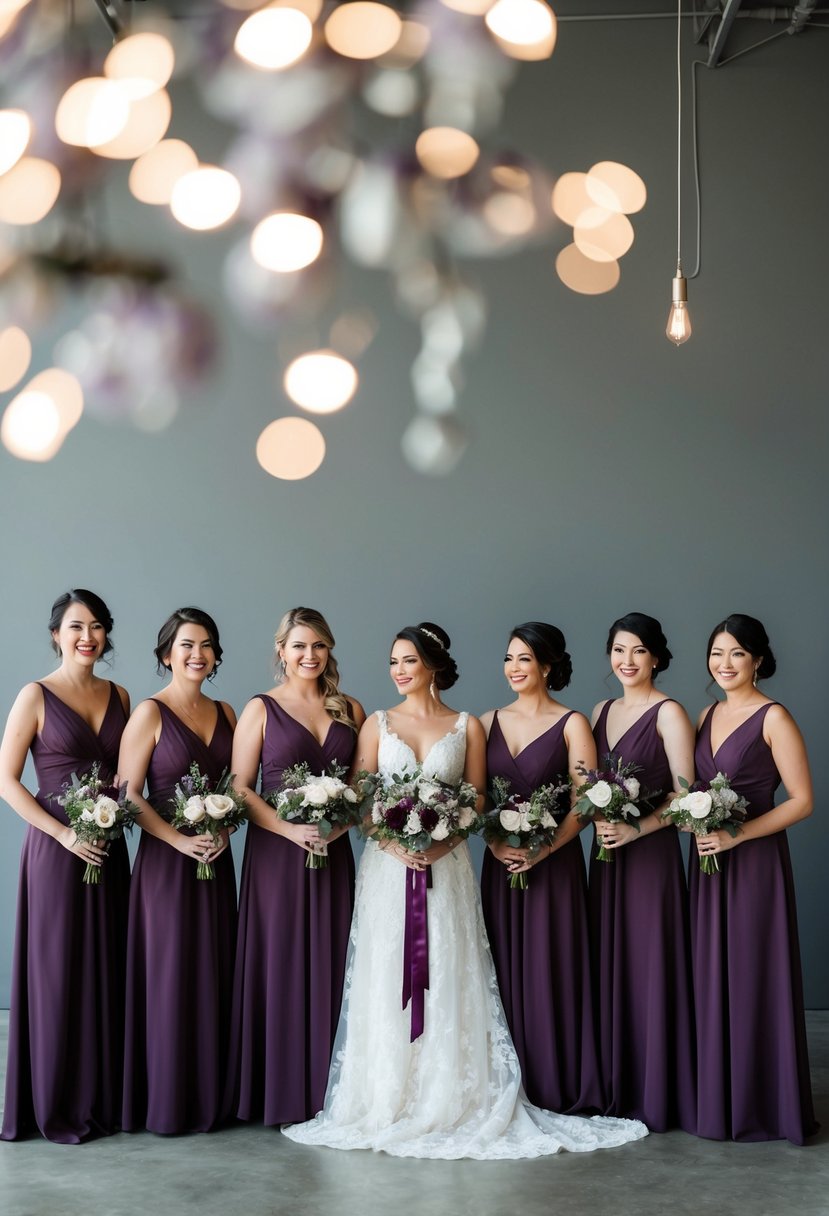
(282, 712), (648, 1160)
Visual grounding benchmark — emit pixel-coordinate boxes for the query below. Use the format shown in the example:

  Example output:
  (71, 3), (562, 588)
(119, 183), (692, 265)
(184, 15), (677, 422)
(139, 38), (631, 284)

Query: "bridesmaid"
(226, 606), (365, 1126)
(480, 621), (603, 1114)
(691, 614), (816, 1143)
(120, 607), (237, 1134)
(588, 612), (696, 1132)
(0, 590), (130, 1142)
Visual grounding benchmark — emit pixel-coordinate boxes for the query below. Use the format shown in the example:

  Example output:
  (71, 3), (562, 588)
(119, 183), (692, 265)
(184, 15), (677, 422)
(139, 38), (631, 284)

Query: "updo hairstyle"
(48, 589), (114, 656)
(509, 621), (572, 691)
(606, 611), (672, 678)
(706, 613), (776, 680)
(394, 621), (459, 690)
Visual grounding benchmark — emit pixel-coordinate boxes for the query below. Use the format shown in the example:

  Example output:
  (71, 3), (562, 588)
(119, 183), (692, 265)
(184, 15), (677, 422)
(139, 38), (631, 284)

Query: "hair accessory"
(419, 627), (445, 650)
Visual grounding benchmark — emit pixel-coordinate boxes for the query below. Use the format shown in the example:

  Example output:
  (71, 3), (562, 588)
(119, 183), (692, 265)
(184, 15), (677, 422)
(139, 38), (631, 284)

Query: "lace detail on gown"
(282, 711), (648, 1159)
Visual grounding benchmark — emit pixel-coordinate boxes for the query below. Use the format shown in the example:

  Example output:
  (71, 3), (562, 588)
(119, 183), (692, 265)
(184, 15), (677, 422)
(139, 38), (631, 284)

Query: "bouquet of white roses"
(171, 763), (247, 879)
(58, 762), (140, 884)
(482, 775), (570, 890)
(662, 773), (748, 874)
(269, 762), (360, 869)
(363, 768), (480, 852)
(574, 756), (646, 862)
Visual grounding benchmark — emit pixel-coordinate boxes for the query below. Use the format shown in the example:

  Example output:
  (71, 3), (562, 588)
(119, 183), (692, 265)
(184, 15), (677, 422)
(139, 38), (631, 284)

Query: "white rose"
(321, 776), (344, 798)
(587, 781), (613, 808)
(204, 793), (234, 820)
(683, 790), (713, 819)
(624, 777), (640, 800)
(430, 820), (450, 841)
(404, 812), (422, 836)
(622, 802), (640, 819)
(458, 807), (475, 829)
(304, 784), (329, 807)
(518, 811), (532, 832)
(183, 795), (206, 824)
(718, 787), (738, 810)
(540, 811), (556, 829)
(80, 808), (96, 823)
(343, 787), (358, 804)
(499, 808), (522, 832)
(419, 780), (441, 803)
(93, 796), (119, 829)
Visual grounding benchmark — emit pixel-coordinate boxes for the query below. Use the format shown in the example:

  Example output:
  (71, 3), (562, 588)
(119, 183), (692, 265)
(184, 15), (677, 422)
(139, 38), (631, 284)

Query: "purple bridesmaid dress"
(1, 683), (129, 1143)
(226, 696), (356, 1125)
(122, 700), (237, 1134)
(588, 700), (696, 1132)
(690, 703), (817, 1143)
(481, 712), (603, 1114)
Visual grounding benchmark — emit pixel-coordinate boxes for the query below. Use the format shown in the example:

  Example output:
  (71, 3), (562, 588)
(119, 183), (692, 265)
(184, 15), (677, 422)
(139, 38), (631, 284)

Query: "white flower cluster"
(79, 794), (121, 830)
(675, 776), (740, 820)
(498, 803), (557, 833)
(182, 793), (237, 824)
(278, 774), (358, 822)
(585, 776), (640, 818)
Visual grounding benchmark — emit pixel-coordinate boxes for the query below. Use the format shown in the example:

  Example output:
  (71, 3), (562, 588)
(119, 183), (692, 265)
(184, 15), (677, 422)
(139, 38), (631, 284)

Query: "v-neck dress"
(225, 695), (357, 1125)
(481, 711), (603, 1114)
(588, 700), (696, 1132)
(122, 699), (237, 1134)
(690, 703), (817, 1143)
(1, 682), (130, 1143)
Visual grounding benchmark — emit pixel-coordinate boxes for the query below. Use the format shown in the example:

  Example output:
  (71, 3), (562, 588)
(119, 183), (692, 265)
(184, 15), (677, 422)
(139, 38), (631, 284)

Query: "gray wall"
(1, 18), (827, 1005)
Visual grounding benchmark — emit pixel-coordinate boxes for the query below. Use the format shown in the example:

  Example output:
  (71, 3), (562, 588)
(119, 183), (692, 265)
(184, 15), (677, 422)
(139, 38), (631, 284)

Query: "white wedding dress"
(282, 711), (648, 1159)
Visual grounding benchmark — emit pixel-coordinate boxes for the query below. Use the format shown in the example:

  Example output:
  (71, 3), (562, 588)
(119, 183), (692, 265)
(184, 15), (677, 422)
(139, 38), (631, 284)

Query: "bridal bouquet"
(363, 768), (480, 852)
(482, 775), (570, 890)
(58, 763), (140, 884)
(574, 756), (646, 862)
(662, 773), (748, 874)
(269, 762), (360, 869)
(170, 763), (247, 879)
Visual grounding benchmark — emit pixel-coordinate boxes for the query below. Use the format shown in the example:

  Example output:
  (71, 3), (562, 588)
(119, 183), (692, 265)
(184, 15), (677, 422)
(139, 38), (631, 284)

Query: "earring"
(429, 677), (436, 698)
(753, 667), (759, 687)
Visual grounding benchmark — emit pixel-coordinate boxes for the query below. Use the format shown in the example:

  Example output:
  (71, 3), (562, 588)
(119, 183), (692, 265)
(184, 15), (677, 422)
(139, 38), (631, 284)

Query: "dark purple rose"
(385, 805), (406, 832)
(420, 806), (439, 832)
(100, 784), (120, 801)
(398, 797), (414, 812)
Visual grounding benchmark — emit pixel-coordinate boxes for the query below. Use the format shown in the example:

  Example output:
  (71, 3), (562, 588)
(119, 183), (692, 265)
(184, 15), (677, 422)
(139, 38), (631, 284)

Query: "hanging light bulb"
(666, 0), (692, 345)
(666, 268), (691, 345)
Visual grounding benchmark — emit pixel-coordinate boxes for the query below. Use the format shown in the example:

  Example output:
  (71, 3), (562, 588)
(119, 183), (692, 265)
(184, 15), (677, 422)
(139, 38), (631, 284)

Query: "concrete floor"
(0, 1013), (827, 1216)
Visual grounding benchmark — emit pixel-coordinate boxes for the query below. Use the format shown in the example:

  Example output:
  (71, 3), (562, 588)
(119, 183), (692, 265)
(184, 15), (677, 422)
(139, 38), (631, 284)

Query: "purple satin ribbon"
(402, 866), (432, 1041)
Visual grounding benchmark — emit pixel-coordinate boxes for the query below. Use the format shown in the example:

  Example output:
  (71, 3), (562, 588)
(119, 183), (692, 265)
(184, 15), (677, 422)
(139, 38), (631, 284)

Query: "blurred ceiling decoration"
(0, 2), (824, 475)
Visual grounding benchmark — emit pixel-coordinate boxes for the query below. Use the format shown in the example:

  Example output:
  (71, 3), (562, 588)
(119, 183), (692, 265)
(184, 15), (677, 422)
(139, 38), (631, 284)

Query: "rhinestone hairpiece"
(419, 627), (445, 649)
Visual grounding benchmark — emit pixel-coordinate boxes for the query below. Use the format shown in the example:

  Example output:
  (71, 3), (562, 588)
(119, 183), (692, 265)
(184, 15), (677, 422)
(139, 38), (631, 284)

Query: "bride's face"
(389, 639), (432, 696)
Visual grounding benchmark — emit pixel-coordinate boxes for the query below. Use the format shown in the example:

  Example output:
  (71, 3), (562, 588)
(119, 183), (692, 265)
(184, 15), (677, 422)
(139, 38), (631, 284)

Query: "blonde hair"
(274, 607), (356, 732)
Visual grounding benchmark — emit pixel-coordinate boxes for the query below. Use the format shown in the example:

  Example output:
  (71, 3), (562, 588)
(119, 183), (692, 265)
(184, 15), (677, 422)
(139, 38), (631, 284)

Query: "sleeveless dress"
(225, 696), (356, 1125)
(481, 711), (604, 1114)
(690, 703), (817, 1143)
(122, 700), (237, 1134)
(1, 682), (130, 1143)
(283, 710), (648, 1159)
(588, 700), (696, 1132)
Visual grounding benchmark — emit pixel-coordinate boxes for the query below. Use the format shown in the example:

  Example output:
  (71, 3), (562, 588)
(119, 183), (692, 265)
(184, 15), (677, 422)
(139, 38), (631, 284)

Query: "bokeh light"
(556, 244), (621, 294)
(0, 158), (61, 224)
(0, 326), (32, 392)
(104, 32), (175, 100)
(1, 390), (63, 462)
(574, 211), (634, 262)
(55, 77), (130, 148)
(416, 127), (480, 179)
(256, 416), (326, 479)
(485, 0), (557, 60)
(586, 161), (647, 215)
(0, 109), (32, 176)
(235, 5), (314, 70)
(92, 89), (172, 160)
(170, 166), (241, 230)
(324, 2), (402, 61)
(129, 139), (199, 205)
(250, 212), (323, 272)
(284, 350), (358, 413)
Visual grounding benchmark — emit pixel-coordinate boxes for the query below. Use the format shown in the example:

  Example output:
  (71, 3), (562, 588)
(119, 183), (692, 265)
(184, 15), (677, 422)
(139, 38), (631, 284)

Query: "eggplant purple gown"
(481, 711), (604, 1114)
(226, 696), (356, 1125)
(588, 699), (696, 1132)
(122, 700), (237, 1134)
(1, 682), (130, 1143)
(690, 702), (817, 1143)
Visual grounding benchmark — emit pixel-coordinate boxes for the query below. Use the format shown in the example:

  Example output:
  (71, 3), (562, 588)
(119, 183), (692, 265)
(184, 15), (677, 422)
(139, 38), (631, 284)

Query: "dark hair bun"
(510, 622), (572, 691)
(707, 614), (776, 681)
(606, 612), (672, 678)
(395, 621), (458, 689)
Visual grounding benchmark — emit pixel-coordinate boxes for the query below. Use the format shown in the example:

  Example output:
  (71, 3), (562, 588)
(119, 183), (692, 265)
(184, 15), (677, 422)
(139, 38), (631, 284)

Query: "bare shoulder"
(696, 703), (715, 730)
(464, 713), (486, 744)
(219, 700), (238, 730)
(479, 708), (497, 735)
(764, 702), (800, 740)
(564, 709), (592, 735)
(129, 698), (163, 729)
(358, 712), (380, 740)
(590, 699), (610, 728)
(657, 698), (692, 728)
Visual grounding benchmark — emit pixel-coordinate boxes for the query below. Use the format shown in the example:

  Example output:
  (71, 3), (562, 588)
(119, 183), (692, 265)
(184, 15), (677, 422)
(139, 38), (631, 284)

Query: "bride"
(283, 623), (648, 1160)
